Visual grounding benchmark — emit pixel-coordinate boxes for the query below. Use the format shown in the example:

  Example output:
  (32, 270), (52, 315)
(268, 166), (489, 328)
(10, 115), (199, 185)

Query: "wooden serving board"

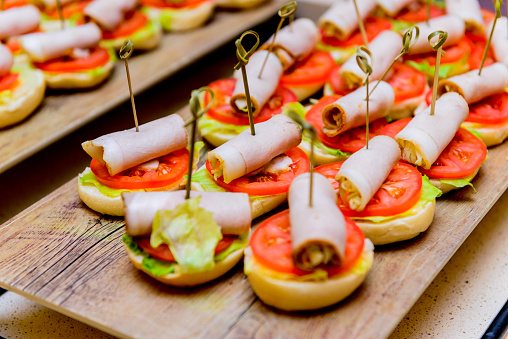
(0, 102), (507, 339)
(0, 0), (284, 174)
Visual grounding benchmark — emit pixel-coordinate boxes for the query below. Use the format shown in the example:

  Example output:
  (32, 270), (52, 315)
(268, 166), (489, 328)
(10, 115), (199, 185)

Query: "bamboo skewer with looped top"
(119, 40), (139, 132)
(428, 30), (447, 116)
(353, 0), (369, 47)
(287, 110), (317, 208)
(369, 26), (419, 96)
(234, 30), (260, 136)
(185, 87), (215, 200)
(479, 0), (503, 76)
(356, 46), (373, 149)
(425, 0), (431, 25)
(56, 0), (65, 30)
(258, 1), (297, 79)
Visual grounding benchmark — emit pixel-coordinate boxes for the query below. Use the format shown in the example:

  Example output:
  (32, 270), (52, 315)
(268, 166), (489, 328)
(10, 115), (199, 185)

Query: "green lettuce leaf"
(79, 171), (135, 197)
(142, 257), (178, 276)
(198, 114), (249, 138)
(440, 178), (476, 192)
(406, 60), (452, 78)
(466, 128), (482, 138)
(122, 234), (146, 256)
(214, 233), (249, 261)
(150, 196), (223, 274)
(101, 13), (160, 49)
(190, 167), (228, 192)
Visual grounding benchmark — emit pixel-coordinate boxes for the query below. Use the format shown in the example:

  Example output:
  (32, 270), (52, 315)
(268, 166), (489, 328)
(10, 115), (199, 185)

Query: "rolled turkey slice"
(84, 0), (138, 31)
(259, 18), (319, 71)
(488, 17), (508, 67)
(335, 136), (400, 211)
(340, 30), (401, 89)
(208, 114), (302, 184)
(445, 0), (484, 34)
(437, 62), (508, 104)
(322, 80), (395, 137)
(395, 92), (469, 169)
(21, 23), (102, 63)
(0, 6), (41, 41)
(289, 173), (347, 271)
(82, 114), (188, 176)
(123, 191), (252, 236)
(318, 0), (377, 41)
(230, 50), (283, 117)
(0, 44), (13, 77)
(376, 0), (413, 16)
(407, 15), (465, 55)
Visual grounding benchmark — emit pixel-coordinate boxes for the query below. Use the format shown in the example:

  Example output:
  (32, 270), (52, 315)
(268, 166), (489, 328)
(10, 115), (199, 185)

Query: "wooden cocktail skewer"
(258, 1), (297, 79)
(428, 30), (447, 116)
(425, 0), (431, 25)
(56, 0), (65, 30)
(119, 39), (139, 132)
(234, 30), (260, 136)
(356, 46), (373, 149)
(353, 0), (369, 47)
(1, 0), (4, 11)
(185, 87), (215, 200)
(479, 0), (503, 75)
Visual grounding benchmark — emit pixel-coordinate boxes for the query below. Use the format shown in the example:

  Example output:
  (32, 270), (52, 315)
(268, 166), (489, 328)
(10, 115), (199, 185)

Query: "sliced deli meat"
(21, 23), (102, 62)
(335, 135), (400, 211)
(340, 30), (401, 88)
(259, 18), (319, 70)
(0, 5), (40, 41)
(395, 92), (469, 169)
(84, 0), (138, 31)
(437, 62), (508, 104)
(488, 17), (508, 67)
(445, 0), (484, 33)
(322, 80), (395, 137)
(123, 191), (252, 236)
(0, 44), (13, 77)
(230, 50), (283, 116)
(82, 114), (188, 176)
(318, 0), (377, 40)
(289, 173), (347, 270)
(376, 0), (413, 16)
(208, 114), (302, 184)
(408, 15), (465, 55)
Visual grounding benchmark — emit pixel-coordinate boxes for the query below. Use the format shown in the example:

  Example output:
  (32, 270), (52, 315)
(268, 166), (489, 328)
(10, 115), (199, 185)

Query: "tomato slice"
(0, 73), (19, 92)
(327, 65), (355, 96)
(466, 31), (495, 70)
(135, 235), (237, 262)
(203, 78), (297, 126)
(45, 1), (91, 19)
(320, 17), (392, 48)
(404, 38), (471, 66)
(380, 118), (487, 178)
(4, 0), (28, 9)
(250, 210), (364, 276)
(315, 161), (422, 217)
(387, 62), (427, 103)
(91, 149), (189, 190)
(280, 50), (335, 86)
(467, 92), (508, 125)
(140, 0), (210, 8)
(102, 11), (148, 40)
(33, 47), (110, 72)
(205, 147), (310, 196)
(394, 3), (445, 22)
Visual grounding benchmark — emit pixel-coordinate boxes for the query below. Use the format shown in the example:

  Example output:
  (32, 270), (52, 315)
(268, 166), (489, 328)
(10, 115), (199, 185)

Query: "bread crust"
(462, 120), (508, 147)
(147, 1), (215, 32)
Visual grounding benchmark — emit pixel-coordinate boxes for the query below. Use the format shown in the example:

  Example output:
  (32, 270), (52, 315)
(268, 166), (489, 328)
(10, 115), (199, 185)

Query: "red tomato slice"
(315, 161), (422, 217)
(280, 50), (335, 86)
(466, 31), (495, 70)
(205, 147), (310, 196)
(327, 65), (355, 96)
(102, 11), (148, 40)
(4, 0), (28, 9)
(380, 118), (487, 178)
(404, 38), (471, 66)
(135, 235), (237, 262)
(91, 149), (189, 190)
(33, 47), (110, 72)
(387, 62), (427, 103)
(320, 17), (392, 48)
(140, 0), (210, 9)
(6, 39), (21, 54)
(45, 1), (91, 19)
(467, 92), (508, 125)
(482, 8), (496, 23)
(203, 78), (297, 126)
(250, 210), (364, 276)
(394, 3), (445, 22)
(0, 73), (19, 92)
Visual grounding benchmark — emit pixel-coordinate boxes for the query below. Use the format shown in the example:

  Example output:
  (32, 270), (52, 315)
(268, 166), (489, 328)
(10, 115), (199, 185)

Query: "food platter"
(0, 0), (285, 174)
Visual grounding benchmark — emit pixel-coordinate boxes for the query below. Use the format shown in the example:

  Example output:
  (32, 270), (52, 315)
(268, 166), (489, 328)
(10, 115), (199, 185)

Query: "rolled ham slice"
(259, 18), (319, 70)
(322, 80), (395, 137)
(340, 30), (401, 89)
(230, 50), (283, 117)
(82, 114), (188, 176)
(395, 92), (469, 169)
(408, 15), (465, 55)
(445, 0), (484, 34)
(335, 136), (400, 211)
(0, 6), (41, 41)
(208, 114), (301, 184)
(0, 44), (13, 77)
(21, 23), (102, 62)
(376, 0), (413, 16)
(84, 0), (138, 31)
(289, 173), (347, 271)
(123, 191), (252, 236)
(488, 17), (508, 67)
(318, 0), (377, 40)
(437, 62), (508, 104)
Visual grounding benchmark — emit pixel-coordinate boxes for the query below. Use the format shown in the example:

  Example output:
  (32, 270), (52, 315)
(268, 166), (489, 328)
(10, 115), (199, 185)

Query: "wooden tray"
(0, 102), (507, 338)
(0, 0), (284, 174)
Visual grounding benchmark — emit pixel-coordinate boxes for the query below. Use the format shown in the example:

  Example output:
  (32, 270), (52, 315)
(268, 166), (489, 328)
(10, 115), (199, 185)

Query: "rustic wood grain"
(0, 0), (284, 174)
